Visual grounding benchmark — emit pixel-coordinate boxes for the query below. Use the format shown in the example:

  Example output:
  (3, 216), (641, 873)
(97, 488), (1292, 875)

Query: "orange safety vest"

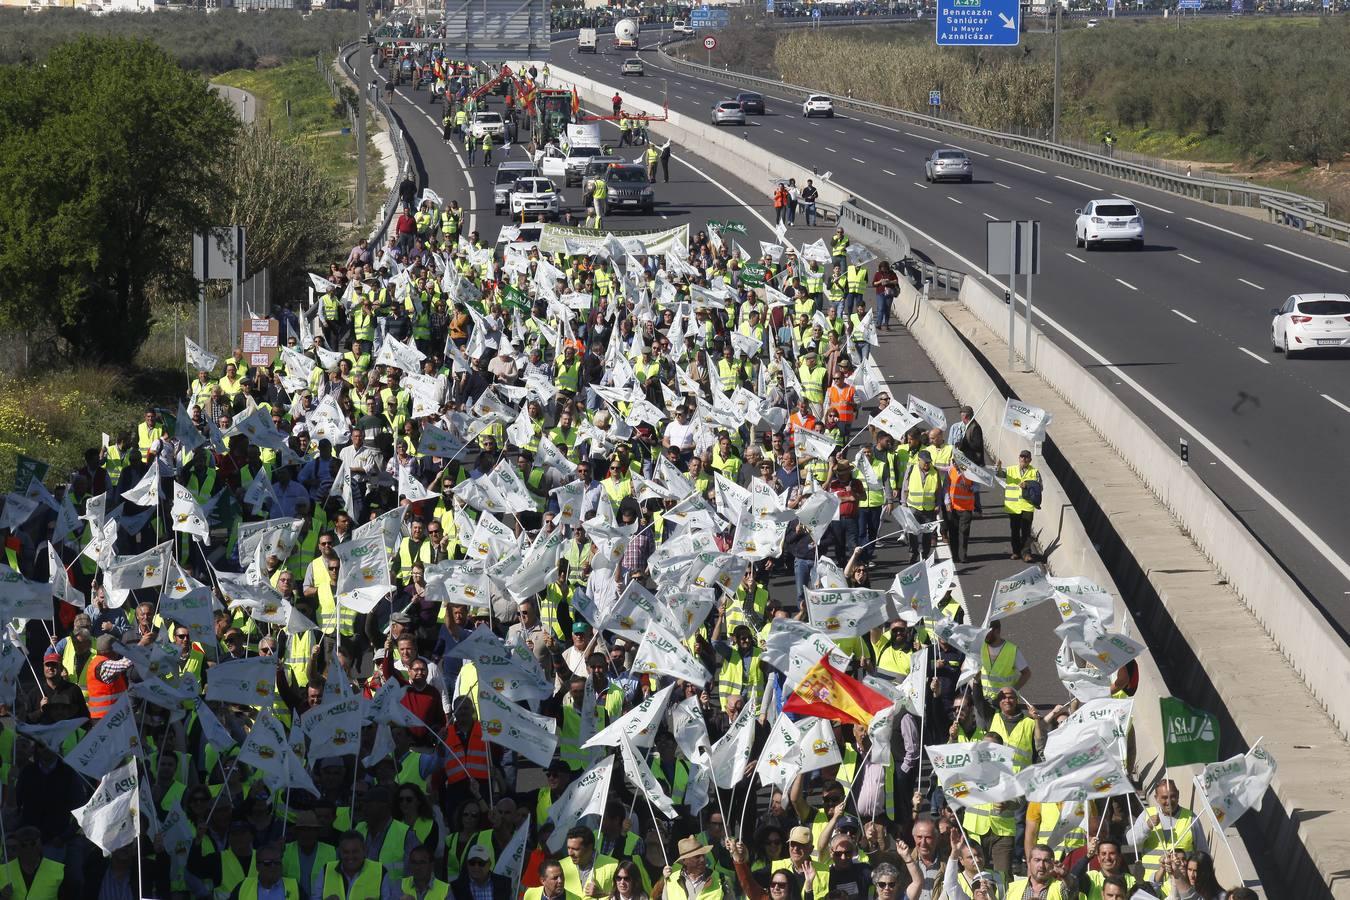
(442, 723), (490, 784)
(947, 465), (976, 512)
(774, 187), (788, 209)
(86, 654), (127, 718)
(826, 383), (857, 423)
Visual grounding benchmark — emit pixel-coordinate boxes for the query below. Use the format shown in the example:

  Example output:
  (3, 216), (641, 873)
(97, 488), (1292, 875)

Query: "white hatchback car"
(507, 177), (560, 220)
(1270, 293), (1350, 358)
(803, 95), (834, 118)
(1074, 198), (1144, 250)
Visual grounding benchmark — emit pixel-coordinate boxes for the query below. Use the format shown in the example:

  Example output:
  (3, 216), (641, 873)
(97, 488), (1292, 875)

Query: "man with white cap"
(450, 843), (511, 900)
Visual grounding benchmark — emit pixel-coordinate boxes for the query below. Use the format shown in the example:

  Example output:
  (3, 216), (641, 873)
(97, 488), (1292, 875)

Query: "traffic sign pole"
(703, 34), (717, 68)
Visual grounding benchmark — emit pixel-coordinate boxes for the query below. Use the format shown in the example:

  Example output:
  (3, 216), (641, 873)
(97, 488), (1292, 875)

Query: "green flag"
(499, 284), (532, 313)
(13, 455), (50, 493)
(1160, 696), (1220, 767)
(741, 263), (767, 288)
(723, 220), (747, 235)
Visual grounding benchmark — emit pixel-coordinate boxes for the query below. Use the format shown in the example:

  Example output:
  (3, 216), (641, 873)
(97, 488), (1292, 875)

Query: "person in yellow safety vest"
(399, 845), (450, 900)
(234, 846), (298, 900)
(561, 826), (619, 897)
(961, 733), (1019, 884)
(599, 459), (632, 510)
(1026, 801), (1087, 862)
(796, 348), (828, 414)
(1065, 837), (1137, 900)
(355, 786), (416, 882)
(648, 731), (691, 807)
(395, 519), (432, 586)
(481, 131), (493, 167)
(60, 628), (96, 699)
(717, 626), (765, 712)
(318, 832), (386, 900)
(845, 260), (868, 314)
(523, 860), (569, 900)
(645, 143), (660, 182)
(1000, 448), (1041, 562)
(454, 107), (469, 137)
(830, 227), (849, 268)
(900, 450), (944, 563)
(825, 263), (847, 314)
(979, 619), (1031, 703)
(553, 344), (581, 397)
(659, 836), (728, 900)
(136, 408), (164, 456)
(979, 687), (1044, 772)
(835, 723), (896, 822)
(1125, 779), (1203, 883)
(872, 619), (915, 678)
(1006, 844), (1073, 900)
(305, 535), (355, 638)
(4, 826), (64, 900)
(590, 174), (608, 228)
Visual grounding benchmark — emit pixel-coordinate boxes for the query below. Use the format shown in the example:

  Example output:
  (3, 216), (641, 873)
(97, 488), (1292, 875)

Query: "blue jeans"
(794, 556), (815, 606)
(804, 202), (817, 226)
(876, 291), (892, 327)
(856, 507), (882, 559)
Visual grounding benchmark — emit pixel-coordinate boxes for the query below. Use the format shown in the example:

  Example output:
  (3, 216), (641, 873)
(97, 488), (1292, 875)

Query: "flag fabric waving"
(782, 655), (894, 727)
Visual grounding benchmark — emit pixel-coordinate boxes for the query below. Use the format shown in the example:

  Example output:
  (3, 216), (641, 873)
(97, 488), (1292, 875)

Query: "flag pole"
(736, 772), (758, 843)
(1192, 774), (1244, 880)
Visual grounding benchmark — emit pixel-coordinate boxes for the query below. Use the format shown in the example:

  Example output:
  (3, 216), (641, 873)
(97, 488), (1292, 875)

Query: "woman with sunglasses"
(609, 858), (650, 900)
(728, 839), (804, 900)
(445, 799), (485, 881)
(396, 783), (446, 863)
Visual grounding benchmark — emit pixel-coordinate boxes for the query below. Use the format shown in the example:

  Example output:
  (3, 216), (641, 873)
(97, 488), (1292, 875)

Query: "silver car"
(925, 149), (973, 183)
(711, 100), (746, 126)
(621, 58), (645, 76)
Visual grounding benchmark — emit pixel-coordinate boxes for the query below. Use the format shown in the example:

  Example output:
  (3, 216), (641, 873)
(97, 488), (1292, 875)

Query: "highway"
(342, 44), (1075, 702)
(555, 35), (1350, 638)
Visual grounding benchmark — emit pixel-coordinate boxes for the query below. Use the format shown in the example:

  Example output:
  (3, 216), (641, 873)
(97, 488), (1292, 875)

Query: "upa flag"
(906, 394), (946, 431)
(796, 717), (844, 774)
(65, 694), (140, 778)
(72, 759), (141, 856)
(205, 655), (277, 707)
(184, 336), (220, 373)
(0, 565), (53, 620)
(170, 482), (211, 543)
(633, 621), (711, 686)
(477, 688), (559, 768)
(334, 533), (394, 614)
(619, 732), (677, 819)
(585, 682), (674, 750)
(926, 741), (1023, 808)
(545, 756), (614, 851)
(987, 566), (1055, 621)
(754, 713), (806, 791)
(303, 695), (364, 757)
(795, 489), (840, 544)
(782, 655), (893, 727)
(1160, 697), (1220, 767)
(1002, 397), (1052, 441)
(1200, 745), (1276, 826)
(793, 425), (838, 463)
(709, 698), (757, 789)
(805, 588), (889, 638)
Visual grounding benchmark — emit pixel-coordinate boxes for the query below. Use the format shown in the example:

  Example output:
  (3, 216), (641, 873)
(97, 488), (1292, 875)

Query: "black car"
(736, 91), (766, 115)
(602, 164), (655, 215)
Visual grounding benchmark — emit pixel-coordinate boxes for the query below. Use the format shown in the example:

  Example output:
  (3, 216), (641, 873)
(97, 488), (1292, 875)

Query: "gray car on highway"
(711, 100), (746, 126)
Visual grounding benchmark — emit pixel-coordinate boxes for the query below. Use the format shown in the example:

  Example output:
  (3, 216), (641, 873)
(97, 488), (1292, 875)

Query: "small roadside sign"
(703, 36), (718, 50)
(929, 90), (942, 107)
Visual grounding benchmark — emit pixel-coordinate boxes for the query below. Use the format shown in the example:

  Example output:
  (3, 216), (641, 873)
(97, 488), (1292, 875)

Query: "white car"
(672, 19), (693, 34)
(803, 95), (834, 118)
(621, 58), (644, 76)
(1270, 293), (1350, 358)
(508, 177), (561, 220)
(1074, 198), (1144, 250)
(469, 112), (505, 142)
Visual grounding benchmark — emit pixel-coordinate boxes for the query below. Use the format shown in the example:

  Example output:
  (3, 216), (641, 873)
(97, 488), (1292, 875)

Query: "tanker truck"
(614, 18), (640, 51)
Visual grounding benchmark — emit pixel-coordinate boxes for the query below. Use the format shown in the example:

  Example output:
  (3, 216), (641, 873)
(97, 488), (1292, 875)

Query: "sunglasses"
(614, 875), (632, 883)
(175, 633), (190, 640)
(876, 882), (897, 890)
(770, 883), (791, 890)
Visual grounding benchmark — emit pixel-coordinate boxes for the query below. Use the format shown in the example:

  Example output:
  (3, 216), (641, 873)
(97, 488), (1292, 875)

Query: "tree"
(0, 36), (238, 365)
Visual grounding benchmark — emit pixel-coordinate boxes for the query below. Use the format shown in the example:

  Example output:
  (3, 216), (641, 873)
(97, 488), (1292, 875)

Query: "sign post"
(986, 220), (1040, 371)
(703, 34), (717, 68)
(936, 0), (1020, 46)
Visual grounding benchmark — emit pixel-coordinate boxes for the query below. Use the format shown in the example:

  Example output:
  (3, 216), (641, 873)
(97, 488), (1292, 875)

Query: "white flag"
(633, 621), (711, 686)
(926, 741), (1023, 808)
(545, 756), (614, 851)
(120, 465), (160, 508)
(334, 533), (395, 614)
(987, 565), (1055, 622)
(795, 489), (840, 544)
(1048, 576), (1117, 630)
(1002, 397), (1052, 441)
(1045, 698), (1133, 764)
(170, 482), (210, 544)
(240, 708), (318, 797)
(907, 395), (947, 431)
(709, 698), (757, 789)
(195, 699), (237, 751)
(796, 717), (843, 774)
(159, 560), (217, 648)
(0, 565), (53, 620)
(204, 655), (277, 707)
(65, 694), (141, 778)
(1017, 735), (1131, 803)
(303, 695), (365, 757)
(184, 336), (219, 373)
(619, 732), (677, 818)
(793, 425), (838, 463)
(364, 679), (426, 729)
(585, 683), (674, 750)
(73, 759), (141, 856)
(1200, 745), (1276, 826)
(805, 587), (889, 637)
(1055, 639), (1112, 702)
(493, 816), (532, 881)
(17, 717), (87, 754)
(477, 688), (559, 768)
(755, 714), (805, 791)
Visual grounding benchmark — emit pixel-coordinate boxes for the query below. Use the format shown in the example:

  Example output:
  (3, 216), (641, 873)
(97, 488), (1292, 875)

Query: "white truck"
(578, 28), (597, 52)
(614, 18), (640, 51)
(538, 123), (608, 187)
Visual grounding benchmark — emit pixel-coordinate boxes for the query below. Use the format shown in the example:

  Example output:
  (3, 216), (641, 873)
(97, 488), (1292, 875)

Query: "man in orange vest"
(826, 369), (858, 441)
(86, 635), (132, 719)
(442, 698), (492, 809)
(945, 462), (978, 564)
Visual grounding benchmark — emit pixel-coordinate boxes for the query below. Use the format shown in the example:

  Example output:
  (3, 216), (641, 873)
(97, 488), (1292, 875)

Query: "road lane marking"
(892, 147), (907, 153)
(948, 197), (964, 205)
(834, 129), (846, 134)
(1238, 278), (1265, 291)
(1264, 243), (1349, 274)
(995, 182), (1011, 190)
(983, 213), (998, 220)
(913, 182), (929, 190)
(1116, 194), (1173, 214)
(1323, 394), (1350, 414)
(852, 157), (866, 163)
(1239, 347), (1271, 365)
(906, 132), (942, 143)
(1185, 216), (1252, 240)
(883, 169), (898, 176)
(863, 138), (877, 143)
(950, 144), (990, 158)
(1172, 309), (1198, 323)
(1178, 253), (1202, 264)
(1116, 278), (1137, 290)
(773, 128), (784, 134)
(1035, 196), (1053, 205)
(798, 137), (809, 143)
(1056, 175), (1101, 190)
(997, 158), (1048, 174)
(1065, 252), (1086, 263)
(826, 147), (837, 153)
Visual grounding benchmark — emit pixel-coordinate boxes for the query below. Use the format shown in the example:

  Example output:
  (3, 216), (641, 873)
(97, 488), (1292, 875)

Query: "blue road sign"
(929, 90), (941, 106)
(766, 0), (774, 11)
(936, 0), (1020, 46)
(1177, 0), (1202, 8)
(1106, 0), (1115, 10)
(812, 6), (821, 16)
(690, 5), (731, 27)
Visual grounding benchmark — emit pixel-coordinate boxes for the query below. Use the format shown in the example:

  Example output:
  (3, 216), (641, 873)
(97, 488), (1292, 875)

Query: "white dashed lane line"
(852, 157), (866, 163)
(1239, 347), (1271, 365)
(1065, 253), (1086, 263)
(997, 158), (1048, 174)
(948, 197), (963, 205)
(1056, 174), (1101, 191)
(1186, 216), (1252, 240)
(913, 181), (929, 190)
(995, 182), (1011, 190)
(983, 213), (998, 220)
(1238, 278), (1265, 291)
(883, 169), (898, 176)
(1034, 197), (1053, 205)
(1116, 278), (1137, 291)
(1178, 253), (1202, 264)
(1324, 394), (1350, 414)
(1172, 309), (1198, 323)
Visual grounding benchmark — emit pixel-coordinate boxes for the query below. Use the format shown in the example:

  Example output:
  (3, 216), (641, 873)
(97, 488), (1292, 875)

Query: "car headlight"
(641, 188), (653, 197)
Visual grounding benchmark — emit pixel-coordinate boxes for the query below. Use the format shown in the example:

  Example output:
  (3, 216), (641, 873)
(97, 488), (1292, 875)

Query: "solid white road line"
(1065, 253), (1086, 263)
(1177, 253), (1202, 264)
(1171, 309), (1198, 323)
(983, 213), (998, 220)
(1056, 174), (1101, 191)
(1323, 394), (1350, 415)
(1185, 216), (1252, 240)
(1264, 242), (1350, 274)
(1116, 278), (1137, 291)
(1117, 194), (1174, 215)
(1238, 278), (1265, 291)
(1239, 347), (1271, 365)
(997, 157), (1048, 174)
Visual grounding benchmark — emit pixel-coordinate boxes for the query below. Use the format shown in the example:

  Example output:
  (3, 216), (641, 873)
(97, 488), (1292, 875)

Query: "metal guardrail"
(1262, 197), (1350, 246)
(657, 37), (1336, 220)
(337, 41), (411, 247)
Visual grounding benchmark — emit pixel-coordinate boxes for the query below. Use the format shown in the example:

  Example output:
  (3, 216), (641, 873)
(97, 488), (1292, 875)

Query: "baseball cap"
(43, 651), (60, 664)
(788, 826), (812, 845)
(467, 844), (492, 862)
(572, 621), (592, 635)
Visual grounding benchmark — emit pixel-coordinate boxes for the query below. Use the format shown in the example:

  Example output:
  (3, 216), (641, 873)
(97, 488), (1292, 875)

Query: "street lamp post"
(1052, 4), (1061, 144)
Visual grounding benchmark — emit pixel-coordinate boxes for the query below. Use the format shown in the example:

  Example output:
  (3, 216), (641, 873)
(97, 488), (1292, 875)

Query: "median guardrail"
(656, 36), (1346, 226)
(1262, 196), (1350, 246)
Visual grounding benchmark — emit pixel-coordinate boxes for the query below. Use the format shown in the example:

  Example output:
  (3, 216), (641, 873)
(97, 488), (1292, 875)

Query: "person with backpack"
(1000, 448), (1042, 562)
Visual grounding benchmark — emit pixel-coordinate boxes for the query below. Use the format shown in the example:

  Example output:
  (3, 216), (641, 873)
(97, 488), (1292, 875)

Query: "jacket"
(451, 872), (513, 900)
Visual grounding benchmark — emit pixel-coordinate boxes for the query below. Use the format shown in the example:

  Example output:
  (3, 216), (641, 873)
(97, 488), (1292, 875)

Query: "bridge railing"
(656, 36), (1345, 225)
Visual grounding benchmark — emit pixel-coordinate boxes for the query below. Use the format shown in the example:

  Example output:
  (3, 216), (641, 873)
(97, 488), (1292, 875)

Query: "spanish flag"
(571, 87), (581, 117)
(783, 655), (893, 727)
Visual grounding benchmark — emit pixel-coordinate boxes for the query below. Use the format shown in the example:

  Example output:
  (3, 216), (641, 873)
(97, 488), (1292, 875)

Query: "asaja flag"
(1160, 697), (1220, 767)
(1200, 745), (1276, 826)
(783, 655), (893, 727)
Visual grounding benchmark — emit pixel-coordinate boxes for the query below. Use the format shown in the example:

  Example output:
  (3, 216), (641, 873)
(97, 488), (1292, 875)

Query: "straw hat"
(675, 836), (712, 863)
